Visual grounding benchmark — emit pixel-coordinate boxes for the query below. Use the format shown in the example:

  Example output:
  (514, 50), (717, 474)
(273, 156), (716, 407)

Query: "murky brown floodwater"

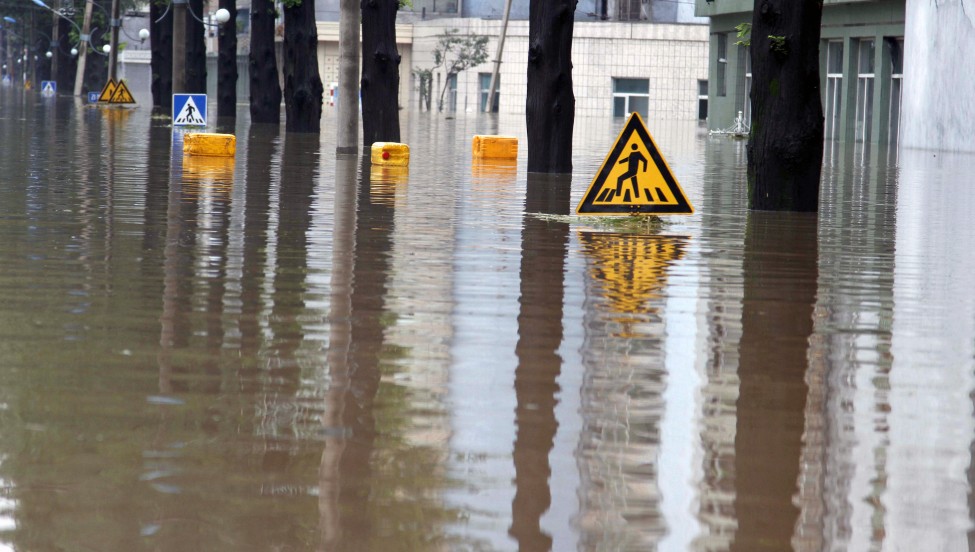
(2, 85), (975, 551)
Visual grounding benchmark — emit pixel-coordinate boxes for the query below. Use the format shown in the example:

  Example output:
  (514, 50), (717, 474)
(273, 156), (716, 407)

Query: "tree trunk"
(283, 0), (324, 133)
(83, 27), (107, 93)
(185, 0), (207, 93)
(249, 0), (281, 123)
(150, 0), (173, 112)
(55, 18), (76, 94)
(360, 0), (400, 147)
(747, 0), (824, 212)
(526, 0), (575, 174)
(217, 0), (238, 118)
(336, 0), (360, 153)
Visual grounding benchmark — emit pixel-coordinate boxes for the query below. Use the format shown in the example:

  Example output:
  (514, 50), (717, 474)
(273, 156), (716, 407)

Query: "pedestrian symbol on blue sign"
(172, 94), (207, 127)
(41, 81), (56, 95)
(87, 91), (100, 103)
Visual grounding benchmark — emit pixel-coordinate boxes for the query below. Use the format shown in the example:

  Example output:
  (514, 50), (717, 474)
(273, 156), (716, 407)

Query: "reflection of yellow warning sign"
(97, 79), (137, 104)
(577, 112), (693, 215)
(580, 232), (686, 334)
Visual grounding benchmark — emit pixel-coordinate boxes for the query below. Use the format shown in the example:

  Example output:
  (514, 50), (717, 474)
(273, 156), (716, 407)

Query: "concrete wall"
(900, 0), (975, 152)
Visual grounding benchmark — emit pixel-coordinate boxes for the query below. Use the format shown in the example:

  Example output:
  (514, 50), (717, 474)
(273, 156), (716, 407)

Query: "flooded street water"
(2, 86), (975, 551)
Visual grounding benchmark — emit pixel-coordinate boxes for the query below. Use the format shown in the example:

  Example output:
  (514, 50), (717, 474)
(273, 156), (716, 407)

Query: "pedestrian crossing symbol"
(172, 94), (207, 127)
(576, 112), (693, 215)
(41, 80), (56, 95)
(109, 80), (135, 104)
(95, 79), (137, 104)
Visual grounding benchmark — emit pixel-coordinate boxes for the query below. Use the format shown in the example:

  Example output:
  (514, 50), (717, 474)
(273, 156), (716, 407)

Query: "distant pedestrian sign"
(41, 81), (56, 95)
(88, 91), (100, 104)
(172, 94), (207, 127)
(576, 112), (694, 216)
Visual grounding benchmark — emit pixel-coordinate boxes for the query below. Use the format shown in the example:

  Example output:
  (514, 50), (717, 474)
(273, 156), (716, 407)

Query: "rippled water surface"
(2, 87), (975, 551)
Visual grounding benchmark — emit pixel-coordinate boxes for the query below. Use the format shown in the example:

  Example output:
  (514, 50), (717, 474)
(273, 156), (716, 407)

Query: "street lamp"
(150, 4), (230, 93)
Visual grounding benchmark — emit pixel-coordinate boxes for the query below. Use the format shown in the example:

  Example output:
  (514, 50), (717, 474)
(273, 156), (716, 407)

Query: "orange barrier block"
(371, 142), (410, 167)
(472, 135), (518, 160)
(183, 133), (237, 158)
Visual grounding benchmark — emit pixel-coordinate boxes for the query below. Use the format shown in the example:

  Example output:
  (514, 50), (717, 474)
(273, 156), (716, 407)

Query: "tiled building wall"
(409, 19), (708, 120)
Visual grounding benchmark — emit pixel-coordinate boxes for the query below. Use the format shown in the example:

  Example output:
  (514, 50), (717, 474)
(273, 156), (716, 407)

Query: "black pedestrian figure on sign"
(181, 103), (197, 124)
(616, 143), (647, 202)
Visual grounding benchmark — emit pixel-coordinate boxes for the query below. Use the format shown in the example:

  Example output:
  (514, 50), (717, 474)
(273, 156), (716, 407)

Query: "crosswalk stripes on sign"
(172, 94), (207, 127)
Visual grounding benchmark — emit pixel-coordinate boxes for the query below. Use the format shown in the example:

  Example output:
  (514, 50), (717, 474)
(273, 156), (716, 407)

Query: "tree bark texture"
(360, 0), (400, 147)
(150, 0), (172, 111)
(217, 0), (238, 118)
(55, 18), (76, 95)
(526, 0), (575, 174)
(185, 0), (207, 93)
(283, 0), (324, 133)
(249, 0), (281, 123)
(748, 0), (824, 212)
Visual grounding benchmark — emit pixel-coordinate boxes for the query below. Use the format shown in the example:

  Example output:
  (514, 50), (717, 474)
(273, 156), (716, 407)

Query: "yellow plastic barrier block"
(183, 133), (237, 158)
(371, 142), (410, 167)
(472, 135), (518, 160)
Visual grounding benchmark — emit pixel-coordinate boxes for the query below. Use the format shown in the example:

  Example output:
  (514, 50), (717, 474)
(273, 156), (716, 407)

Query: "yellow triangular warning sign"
(109, 80), (136, 104)
(97, 79), (117, 102)
(576, 112), (693, 215)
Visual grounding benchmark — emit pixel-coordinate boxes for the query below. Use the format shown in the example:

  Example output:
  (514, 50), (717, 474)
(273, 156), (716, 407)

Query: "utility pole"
(485, 0), (511, 112)
(50, 3), (59, 86)
(73, 0), (94, 95)
(336, 0), (360, 154)
(172, 0), (186, 93)
(107, 0), (120, 82)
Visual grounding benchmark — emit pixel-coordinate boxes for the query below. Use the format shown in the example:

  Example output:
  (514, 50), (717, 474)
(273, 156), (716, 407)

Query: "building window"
(407, 0), (458, 14)
(736, 47), (752, 122)
(479, 73), (499, 113)
(716, 33), (727, 97)
(825, 40), (844, 141)
(855, 38), (875, 143)
(888, 37), (904, 146)
(616, 0), (650, 21)
(612, 78), (649, 118)
(698, 80), (708, 120)
(446, 73), (457, 113)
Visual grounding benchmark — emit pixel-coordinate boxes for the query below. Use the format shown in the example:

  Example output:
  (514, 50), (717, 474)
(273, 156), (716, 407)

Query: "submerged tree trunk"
(747, 0), (824, 211)
(150, 0), (173, 112)
(217, 0), (238, 118)
(249, 0), (281, 123)
(185, 0), (207, 93)
(283, 0), (324, 132)
(56, 18), (76, 95)
(526, 0), (575, 174)
(360, 0), (400, 147)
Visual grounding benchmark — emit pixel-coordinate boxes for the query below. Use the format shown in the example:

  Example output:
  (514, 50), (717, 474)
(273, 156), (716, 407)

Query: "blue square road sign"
(172, 94), (208, 127)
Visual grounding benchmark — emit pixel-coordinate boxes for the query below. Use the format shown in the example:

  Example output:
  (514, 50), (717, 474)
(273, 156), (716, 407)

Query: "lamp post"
(155, 4), (229, 94)
(107, 0), (120, 82)
(32, 0), (108, 95)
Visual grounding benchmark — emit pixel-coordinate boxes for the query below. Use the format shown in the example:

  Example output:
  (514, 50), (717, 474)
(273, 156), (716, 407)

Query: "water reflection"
(4, 95), (975, 550)
(731, 212), (817, 551)
(510, 174), (571, 551)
